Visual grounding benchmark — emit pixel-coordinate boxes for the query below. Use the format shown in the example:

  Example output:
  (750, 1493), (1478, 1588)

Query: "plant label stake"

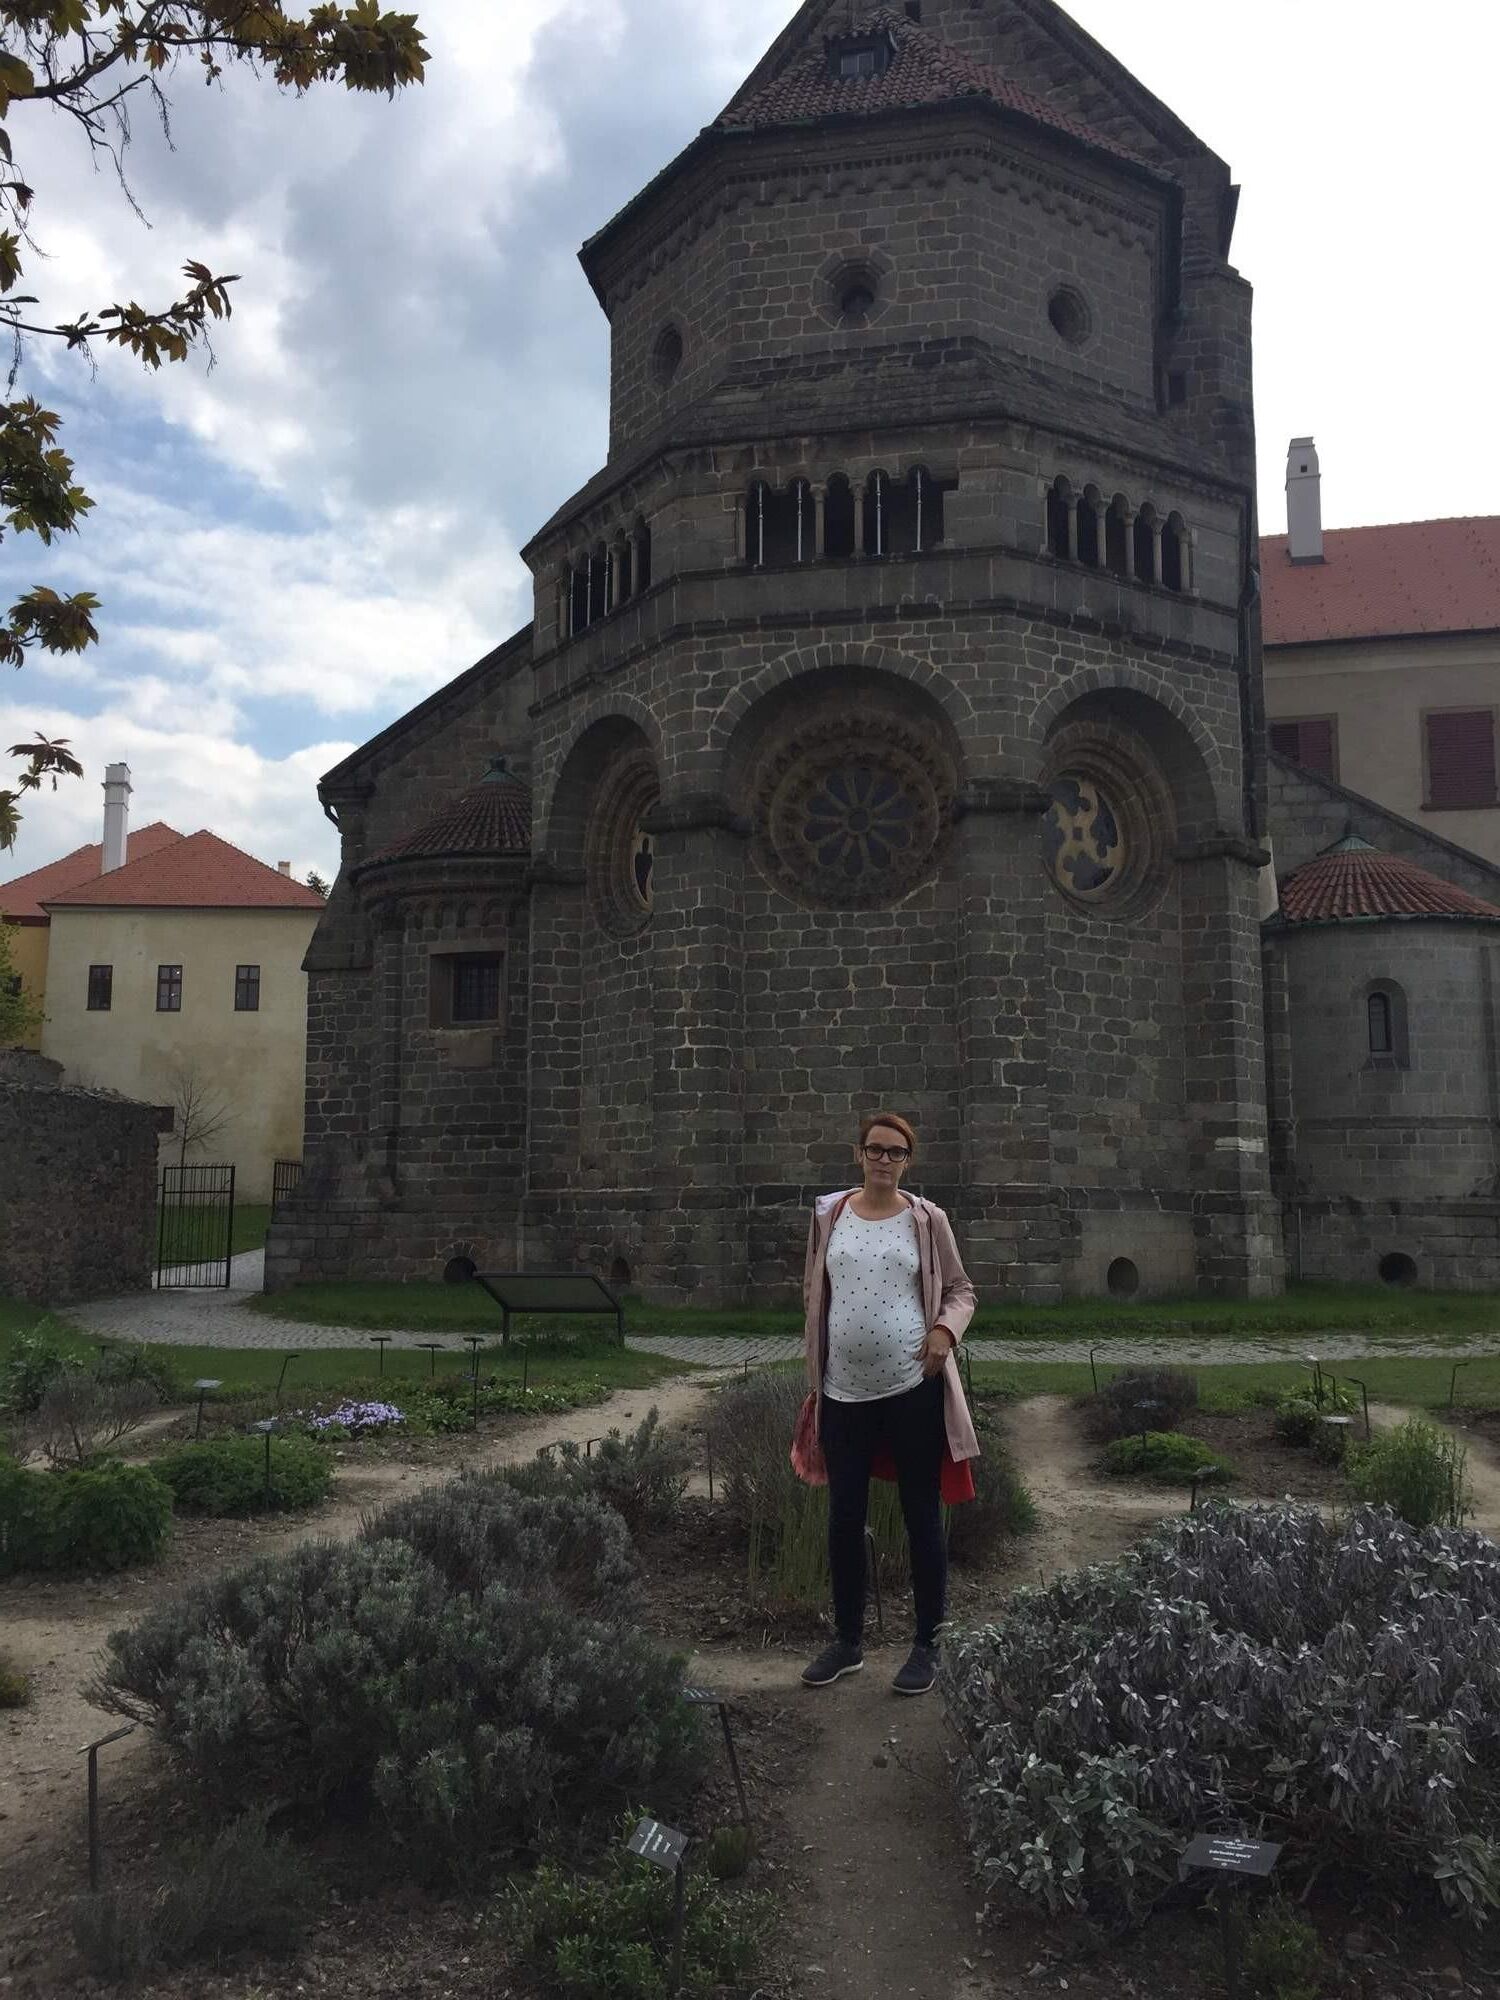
(252, 1416), (278, 1503)
(1343, 1373), (1372, 1441)
(275, 1352), (299, 1408)
(1450, 1358), (1475, 1410)
(418, 1341), (442, 1379)
(192, 1377), (221, 1440)
(684, 1686), (751, 1824)
(1178, 1835), (1282, 2000)
(463, 1335), (485, 1379)
(626, 1818), (689, 1993)
(369, 1334), (391, 1376)
(78, 1725), (135, 1890)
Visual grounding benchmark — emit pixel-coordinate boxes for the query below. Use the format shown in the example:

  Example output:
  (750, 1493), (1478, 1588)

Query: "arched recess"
(705, 638), (976, 771)
(529, 711), (662, 1196)
(722, 659), (968, 1190)
(535, 697), (665, 870)
(1031, 665), (1237, 832)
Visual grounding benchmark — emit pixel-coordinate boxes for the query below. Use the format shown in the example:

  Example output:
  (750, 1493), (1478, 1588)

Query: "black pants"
(820, 1374), (947, 1647)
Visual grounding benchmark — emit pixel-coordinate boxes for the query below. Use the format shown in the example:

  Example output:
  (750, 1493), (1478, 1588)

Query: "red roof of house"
(717, 7), (1142, 164)
(370, 760), (532, 867)
(0, 822), (183, 922)
(1261, 517), (1500, 646)
(1278, 834), (1500, 926)
(41, 829), (326, 911)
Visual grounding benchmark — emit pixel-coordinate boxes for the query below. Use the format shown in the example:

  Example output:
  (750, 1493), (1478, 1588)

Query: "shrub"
(1349, 1415), (1470, 1529)
(1101, 1431), (1234, 1487)
(49, 1460), (173, 1569)
(1273, 1378), (1357, 1446)
(155, 1435), (333, 1516)
(362, 1474), (640, 1621)
(504, 1841), (774, 2000)
(941, 1409), (1037, 1565)
(504, 1410), (691, 1531)
(21, 1368), (160, 1466)
(711, 1373), (804, 1529)
(2, 1457), (171, 1572)
(1, 1318), (78, 1413)
(94, 1342), (180, 1402)
(944, 1503), (1500, 1923)
(1094, 1367), (1198, 1442)
(1242, 1900), (1323, 2000)
(72, 1808), (310, 1978)
(93, 1539), (704, 1882)
(404, 1380), (603, 1434)
(0, 1648), (29, 1707)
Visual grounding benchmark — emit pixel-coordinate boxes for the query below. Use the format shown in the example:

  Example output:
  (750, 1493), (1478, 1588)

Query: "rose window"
(1043, 773), (1125, 898)
(801, 766), (920, 881)
(755, 713), (951, 909)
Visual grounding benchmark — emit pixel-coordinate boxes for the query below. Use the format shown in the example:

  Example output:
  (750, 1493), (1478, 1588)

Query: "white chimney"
(277, 860), (291, 877)
(1286, 436), (1323, 564)
(101, 763), (131, 873)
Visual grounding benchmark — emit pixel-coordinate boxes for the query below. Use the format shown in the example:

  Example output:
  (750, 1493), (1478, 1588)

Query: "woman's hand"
(920, 1326), (955, 1377)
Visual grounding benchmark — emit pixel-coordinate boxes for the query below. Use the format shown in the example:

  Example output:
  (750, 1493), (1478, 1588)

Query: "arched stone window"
(1077, 485), (1102, 567)
(1364, 979), (1409, 1068)
(824, 475), (856, 559)
(746, 480), (811, 566)
(1162, 512), (1189, 593)
(1133, 503), (1159, 585)
(634, 518), (652, 594)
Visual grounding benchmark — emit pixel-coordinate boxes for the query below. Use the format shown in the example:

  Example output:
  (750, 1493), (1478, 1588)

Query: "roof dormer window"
(827, 31), (893, 81)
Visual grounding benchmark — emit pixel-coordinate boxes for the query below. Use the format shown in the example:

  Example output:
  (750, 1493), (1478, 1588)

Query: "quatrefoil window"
(1043, 773), (1125, 899)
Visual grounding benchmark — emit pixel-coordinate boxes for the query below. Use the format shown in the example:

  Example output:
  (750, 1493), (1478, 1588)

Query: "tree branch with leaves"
(0, 0), (427, 850)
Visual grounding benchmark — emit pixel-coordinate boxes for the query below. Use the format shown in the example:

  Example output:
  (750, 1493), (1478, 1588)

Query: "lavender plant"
(944, 1503), (1500, 1924)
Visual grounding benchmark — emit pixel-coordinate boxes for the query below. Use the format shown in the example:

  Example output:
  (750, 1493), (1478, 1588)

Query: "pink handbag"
(790, 1392), (828, 1485)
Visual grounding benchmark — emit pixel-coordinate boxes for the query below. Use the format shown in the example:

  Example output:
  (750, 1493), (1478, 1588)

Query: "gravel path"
(60, 1257), (1500, 1369)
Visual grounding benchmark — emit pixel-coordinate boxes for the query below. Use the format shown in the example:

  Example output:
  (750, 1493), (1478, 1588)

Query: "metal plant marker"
(683, 1686), (751, 1823)
(275, 1353), (299, 1407)
(369, 1334), (391, 1376)
(192, 1377), (221, 1440)
(626, 1817), (690, 1993)
(418, 1341), (443, 1379)
(1178, 1834), (1282, 2000)
(252, 1417), (278, 1502)
(79, 1725), (136, 1889)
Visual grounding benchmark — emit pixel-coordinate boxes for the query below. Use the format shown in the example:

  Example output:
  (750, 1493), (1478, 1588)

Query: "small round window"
(1044, 773), (1125, 900)
(652, 325), (684, 388)
(1048, 286), (1091, 347)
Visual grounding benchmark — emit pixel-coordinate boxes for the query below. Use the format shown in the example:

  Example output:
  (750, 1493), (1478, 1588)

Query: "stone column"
(1179, 836), (1283, 1295)
(1148, 518), (1164, 586)
(642, 795), (747, 1303)
(952, 780), (1061, 1299)
(1065, 496), (1078, 562)
(813, 485), (827, 558)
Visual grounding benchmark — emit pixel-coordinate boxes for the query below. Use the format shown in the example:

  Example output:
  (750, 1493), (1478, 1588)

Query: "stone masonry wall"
(0, 1074), (167, 1303)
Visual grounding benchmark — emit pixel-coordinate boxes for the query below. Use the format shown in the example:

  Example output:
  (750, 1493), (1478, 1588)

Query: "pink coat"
(802, 1188), (982, 1465)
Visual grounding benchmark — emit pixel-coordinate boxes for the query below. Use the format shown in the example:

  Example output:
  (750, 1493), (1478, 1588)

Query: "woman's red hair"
(858, 1110), (918, 1156)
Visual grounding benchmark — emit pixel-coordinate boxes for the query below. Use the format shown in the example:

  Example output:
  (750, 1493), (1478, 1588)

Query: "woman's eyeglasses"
(861, 1144), (911, 1163)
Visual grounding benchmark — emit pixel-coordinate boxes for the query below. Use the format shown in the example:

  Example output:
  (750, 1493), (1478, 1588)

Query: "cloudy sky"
(4, 0), (1497, 883)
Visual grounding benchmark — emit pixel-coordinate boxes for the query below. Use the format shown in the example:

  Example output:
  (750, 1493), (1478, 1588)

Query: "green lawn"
(146, 1335), (684, 1400)
(156, 1201), (271, 1262)
(246, 1277), (1500, 1344)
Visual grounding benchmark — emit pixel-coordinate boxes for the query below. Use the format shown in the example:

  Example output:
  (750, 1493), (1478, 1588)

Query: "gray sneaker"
(892, 1643), (939, 1696)
(801, 1639), (864, 1687)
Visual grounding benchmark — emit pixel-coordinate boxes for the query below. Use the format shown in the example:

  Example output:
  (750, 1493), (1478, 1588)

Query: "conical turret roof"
(372, 758), (531, 865)
(1277, 831), (1500, 926)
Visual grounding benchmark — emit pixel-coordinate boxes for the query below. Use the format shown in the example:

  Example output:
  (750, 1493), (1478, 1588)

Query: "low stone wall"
(1287, 1197), (1500, 1293)
(0, 1074), (171, 1303)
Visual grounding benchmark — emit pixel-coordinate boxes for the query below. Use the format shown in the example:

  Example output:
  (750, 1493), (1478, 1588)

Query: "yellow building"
(1262, 441), (1500, 868)
(0, 768), (323, 1200)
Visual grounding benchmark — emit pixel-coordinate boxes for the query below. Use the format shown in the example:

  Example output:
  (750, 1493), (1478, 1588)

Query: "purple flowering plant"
(301, 1399), (406, 1440)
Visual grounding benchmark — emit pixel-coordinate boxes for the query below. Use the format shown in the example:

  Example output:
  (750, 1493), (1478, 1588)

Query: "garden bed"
(1177, 1407), (1352, 1501)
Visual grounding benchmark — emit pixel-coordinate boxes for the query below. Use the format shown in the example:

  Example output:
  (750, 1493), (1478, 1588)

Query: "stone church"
(267, 0), (1500, 1303)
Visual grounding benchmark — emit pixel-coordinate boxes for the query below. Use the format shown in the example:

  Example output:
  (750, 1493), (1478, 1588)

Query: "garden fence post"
(79, 1726), (135, 1891)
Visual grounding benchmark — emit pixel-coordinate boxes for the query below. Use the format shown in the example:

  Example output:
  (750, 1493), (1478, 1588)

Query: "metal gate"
(272, 1158), (303, 1215)
(157, 1164), (236, 1289)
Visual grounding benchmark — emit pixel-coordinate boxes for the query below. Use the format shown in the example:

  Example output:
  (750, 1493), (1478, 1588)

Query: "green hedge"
(0, 1456), (172, 1573)
(155, 1435), (333, 1516)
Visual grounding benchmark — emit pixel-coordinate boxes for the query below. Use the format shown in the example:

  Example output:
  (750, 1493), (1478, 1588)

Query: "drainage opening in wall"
(444, 1255), (478, 1284)
(609, 1256), (632, 1288)
(1106, 1257), (1140, 1299)
(1378, 1251), (1419, 1289)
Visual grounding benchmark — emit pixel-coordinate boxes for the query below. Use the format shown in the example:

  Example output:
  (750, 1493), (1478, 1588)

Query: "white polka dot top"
(823, 1205), (927, 1404)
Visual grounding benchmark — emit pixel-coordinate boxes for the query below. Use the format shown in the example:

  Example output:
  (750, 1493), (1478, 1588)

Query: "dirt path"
(0, 1373), (719, 1896)
(1007, 1393), (1183, 1582)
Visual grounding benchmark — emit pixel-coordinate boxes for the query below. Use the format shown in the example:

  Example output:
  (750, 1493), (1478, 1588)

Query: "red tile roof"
(41, 829), (326, 911)
(1, 822), (183, 922)
(717, 7), (1143, 164)
(370, 762), (532, 867)
(1261, 517), (1500, 646)
(1278, 834), (1500, 926)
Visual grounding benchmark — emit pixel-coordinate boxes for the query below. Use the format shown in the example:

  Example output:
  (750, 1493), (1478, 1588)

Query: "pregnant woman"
(797, 1112), (980, 1696)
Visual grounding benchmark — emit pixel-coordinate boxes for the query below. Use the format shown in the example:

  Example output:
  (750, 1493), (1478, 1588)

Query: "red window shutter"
(1427, 711), (1497, 810)
(1269, 718), (1335, 778)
